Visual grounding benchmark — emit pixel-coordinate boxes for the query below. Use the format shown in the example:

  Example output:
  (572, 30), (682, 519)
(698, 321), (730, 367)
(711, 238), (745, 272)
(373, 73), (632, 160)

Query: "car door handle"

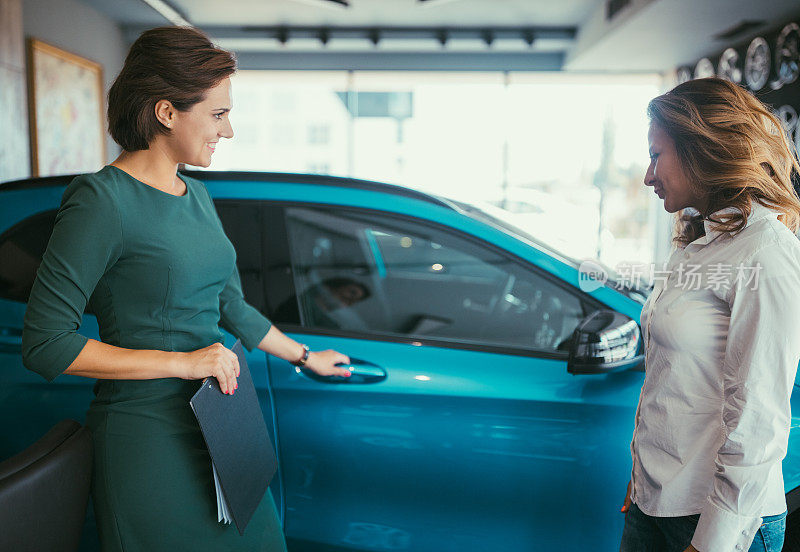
(299, 358), (386, 384)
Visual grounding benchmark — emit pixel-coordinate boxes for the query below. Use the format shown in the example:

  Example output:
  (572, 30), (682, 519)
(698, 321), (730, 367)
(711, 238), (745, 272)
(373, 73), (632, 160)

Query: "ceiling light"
(139, 0), (191, 26)
(290, 0), (350, 9)
(418, 0), (464, 6)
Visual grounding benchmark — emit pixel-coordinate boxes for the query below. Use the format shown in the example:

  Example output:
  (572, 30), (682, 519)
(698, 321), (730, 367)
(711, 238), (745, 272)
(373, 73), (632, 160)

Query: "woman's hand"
(304, 349), (351, 378)
(621, 480), (632, 513)
(177, 342), (240, 395)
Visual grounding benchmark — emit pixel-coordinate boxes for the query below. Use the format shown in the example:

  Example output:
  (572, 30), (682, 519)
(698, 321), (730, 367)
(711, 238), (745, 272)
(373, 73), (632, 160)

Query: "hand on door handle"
(300, 358), (386, 384)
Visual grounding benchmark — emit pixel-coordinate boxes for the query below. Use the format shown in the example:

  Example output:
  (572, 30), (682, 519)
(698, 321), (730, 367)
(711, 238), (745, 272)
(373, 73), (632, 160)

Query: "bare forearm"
(63, 338), (184, 380)
(256, 325), (304, 363)
(255, 326), (351, 378)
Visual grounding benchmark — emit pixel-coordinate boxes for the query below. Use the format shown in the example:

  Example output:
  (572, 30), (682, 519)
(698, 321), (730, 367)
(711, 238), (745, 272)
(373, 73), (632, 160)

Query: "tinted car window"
(214, 201), (266, 314)
(214, 201), (297, 324)
(284, 206), (593, 351)
(0, 211), (56, 304)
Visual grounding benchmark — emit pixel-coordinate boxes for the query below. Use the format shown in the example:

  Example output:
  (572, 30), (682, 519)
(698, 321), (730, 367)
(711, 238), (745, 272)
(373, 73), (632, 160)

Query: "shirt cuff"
(691, 497), (762, 552)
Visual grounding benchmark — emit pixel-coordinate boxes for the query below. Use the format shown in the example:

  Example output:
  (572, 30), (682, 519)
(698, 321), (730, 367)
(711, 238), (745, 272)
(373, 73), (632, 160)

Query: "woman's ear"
(154, 99), (175, 129)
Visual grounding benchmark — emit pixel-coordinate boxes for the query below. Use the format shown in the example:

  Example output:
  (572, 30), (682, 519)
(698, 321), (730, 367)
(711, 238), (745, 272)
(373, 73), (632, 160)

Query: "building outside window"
(205, 70), (665, 271)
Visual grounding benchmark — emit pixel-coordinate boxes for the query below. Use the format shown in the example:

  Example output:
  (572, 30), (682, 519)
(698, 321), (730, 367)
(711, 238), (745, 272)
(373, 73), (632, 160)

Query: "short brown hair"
(108, 26), (236, 151)
(648, 77), (800, 246)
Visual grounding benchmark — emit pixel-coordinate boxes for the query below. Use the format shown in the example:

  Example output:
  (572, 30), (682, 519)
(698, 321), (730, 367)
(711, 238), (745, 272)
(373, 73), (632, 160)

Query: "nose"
(644, 160), (656, 187)
(220, 118), (234, 140)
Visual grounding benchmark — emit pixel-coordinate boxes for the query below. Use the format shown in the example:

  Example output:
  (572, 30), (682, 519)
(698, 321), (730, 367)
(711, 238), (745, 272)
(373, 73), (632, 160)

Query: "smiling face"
(167, 77), (234, 167)
(645, 121), (703, 214)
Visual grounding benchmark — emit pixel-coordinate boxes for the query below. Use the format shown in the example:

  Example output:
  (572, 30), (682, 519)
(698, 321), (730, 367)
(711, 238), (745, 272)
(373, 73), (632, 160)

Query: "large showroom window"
(206, 71), (664, 270)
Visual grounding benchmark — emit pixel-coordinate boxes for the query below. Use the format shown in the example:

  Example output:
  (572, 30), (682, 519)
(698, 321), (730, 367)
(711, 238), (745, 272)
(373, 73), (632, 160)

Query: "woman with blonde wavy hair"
(619, 77), (800, 552)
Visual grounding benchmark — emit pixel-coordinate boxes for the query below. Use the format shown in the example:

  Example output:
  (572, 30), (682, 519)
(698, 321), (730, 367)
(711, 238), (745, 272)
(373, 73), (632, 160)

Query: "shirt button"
(742, 530), (748, 536)
(736, 545), (743, 550)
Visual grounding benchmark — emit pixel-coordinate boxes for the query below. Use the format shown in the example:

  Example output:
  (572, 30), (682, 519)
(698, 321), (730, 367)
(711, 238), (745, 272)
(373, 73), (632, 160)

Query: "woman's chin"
(662, 198), (680, 213)
(191, 156), (213, 169)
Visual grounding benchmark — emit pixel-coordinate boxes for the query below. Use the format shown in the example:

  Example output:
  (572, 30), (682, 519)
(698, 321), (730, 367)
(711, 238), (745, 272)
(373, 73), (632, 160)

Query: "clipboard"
(189, 339), (278, 535)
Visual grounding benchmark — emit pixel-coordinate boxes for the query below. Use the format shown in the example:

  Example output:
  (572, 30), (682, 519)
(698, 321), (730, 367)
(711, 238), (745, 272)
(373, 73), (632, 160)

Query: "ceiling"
(80, 0), (599, 28)
(78, 0), (800, 73)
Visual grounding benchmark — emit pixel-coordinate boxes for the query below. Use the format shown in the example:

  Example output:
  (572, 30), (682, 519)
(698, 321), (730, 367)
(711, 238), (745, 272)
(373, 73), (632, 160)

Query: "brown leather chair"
(0, 420), (92, 552)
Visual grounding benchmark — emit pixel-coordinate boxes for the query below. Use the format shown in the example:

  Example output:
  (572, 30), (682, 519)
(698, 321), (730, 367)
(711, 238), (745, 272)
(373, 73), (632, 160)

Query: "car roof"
(0, 170), (455, 210)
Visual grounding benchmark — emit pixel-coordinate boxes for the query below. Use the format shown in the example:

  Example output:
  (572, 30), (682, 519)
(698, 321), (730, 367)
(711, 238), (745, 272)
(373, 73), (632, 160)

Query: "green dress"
(21, 165), (287, 552)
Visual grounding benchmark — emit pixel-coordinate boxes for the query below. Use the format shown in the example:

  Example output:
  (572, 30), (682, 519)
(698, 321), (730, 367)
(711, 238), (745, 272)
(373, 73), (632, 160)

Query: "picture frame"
(26, 38), (105, 177)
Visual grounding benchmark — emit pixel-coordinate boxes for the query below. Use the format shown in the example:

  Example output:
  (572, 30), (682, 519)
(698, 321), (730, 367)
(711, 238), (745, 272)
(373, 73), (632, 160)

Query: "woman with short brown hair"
(22, 26), (349, 551)
(619, 77), (800, 551)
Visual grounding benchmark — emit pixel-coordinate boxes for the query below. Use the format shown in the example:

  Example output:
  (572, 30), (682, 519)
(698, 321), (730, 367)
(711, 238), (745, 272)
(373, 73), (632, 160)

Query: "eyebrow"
(214, 108), (231, 113)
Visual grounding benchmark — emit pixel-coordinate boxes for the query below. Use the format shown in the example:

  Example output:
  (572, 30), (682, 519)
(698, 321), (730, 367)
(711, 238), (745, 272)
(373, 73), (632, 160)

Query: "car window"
(0, 211), (57, 346)
(0, 211), (56, 304)
(284, 206), (594, 352)
(214, 201), (266, 315)
(213, 201), (299, 325)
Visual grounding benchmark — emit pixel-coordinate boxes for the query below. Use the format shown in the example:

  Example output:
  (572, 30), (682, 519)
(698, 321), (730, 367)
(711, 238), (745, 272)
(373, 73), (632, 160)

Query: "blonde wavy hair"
(647, 77), (800, 246)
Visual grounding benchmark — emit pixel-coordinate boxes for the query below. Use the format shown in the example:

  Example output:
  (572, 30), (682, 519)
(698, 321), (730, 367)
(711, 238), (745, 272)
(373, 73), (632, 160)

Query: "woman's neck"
(110, 144), (181, 193)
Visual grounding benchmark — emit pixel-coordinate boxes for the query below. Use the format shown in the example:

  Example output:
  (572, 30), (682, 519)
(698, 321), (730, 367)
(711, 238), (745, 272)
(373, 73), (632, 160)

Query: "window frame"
(273, 200), (609, 360)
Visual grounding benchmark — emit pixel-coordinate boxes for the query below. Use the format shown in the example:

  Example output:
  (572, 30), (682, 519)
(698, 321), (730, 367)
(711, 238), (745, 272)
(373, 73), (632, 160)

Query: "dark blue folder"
(189, 339), (278, 535)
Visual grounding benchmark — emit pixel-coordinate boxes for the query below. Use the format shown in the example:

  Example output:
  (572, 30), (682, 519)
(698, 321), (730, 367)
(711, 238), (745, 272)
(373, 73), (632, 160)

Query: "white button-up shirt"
(631, 202), (800, 552)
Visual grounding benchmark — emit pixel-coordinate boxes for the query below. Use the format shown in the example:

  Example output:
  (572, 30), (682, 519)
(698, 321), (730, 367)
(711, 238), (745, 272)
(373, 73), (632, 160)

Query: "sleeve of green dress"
(218, 258), (273, 353)
(21, 176), (123, 382)
(191, 176), (272, 352)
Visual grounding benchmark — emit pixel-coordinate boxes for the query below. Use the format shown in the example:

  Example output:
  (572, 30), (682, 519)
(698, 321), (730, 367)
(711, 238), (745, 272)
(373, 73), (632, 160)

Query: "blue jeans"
(619, 503), (787, 552)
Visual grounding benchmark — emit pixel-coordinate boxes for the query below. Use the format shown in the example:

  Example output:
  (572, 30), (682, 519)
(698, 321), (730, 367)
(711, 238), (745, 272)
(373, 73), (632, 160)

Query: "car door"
(264, 203), (646, 551)
(0, 180), (104, 552)
(0, 184), (284, 552)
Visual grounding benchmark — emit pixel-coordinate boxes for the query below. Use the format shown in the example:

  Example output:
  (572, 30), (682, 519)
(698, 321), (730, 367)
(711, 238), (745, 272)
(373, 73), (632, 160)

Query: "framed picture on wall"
(26, 38), (105, 177)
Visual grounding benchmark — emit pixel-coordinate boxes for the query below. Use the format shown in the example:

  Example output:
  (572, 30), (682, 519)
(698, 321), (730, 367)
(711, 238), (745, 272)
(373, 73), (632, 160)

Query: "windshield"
(441, 197), (650, 304)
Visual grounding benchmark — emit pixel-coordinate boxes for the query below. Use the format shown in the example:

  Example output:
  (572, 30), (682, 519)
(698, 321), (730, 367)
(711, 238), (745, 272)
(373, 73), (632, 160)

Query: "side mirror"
(567, 310), (644, 375)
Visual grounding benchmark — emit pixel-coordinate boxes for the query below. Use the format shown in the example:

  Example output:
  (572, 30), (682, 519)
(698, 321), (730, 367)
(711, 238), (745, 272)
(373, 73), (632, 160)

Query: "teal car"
(1, 171), (799, 551)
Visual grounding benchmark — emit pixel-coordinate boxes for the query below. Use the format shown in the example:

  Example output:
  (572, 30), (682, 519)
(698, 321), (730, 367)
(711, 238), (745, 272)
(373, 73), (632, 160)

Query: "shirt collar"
(697, 202), (780, 245)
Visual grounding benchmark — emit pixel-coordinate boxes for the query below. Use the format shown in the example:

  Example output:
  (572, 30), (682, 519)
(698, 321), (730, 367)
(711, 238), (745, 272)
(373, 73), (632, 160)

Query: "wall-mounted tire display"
(717, 47), (742, 83)
(694, 57), (715, 79)
(776, 22), (800, 85)
(745, 36), (771, 91)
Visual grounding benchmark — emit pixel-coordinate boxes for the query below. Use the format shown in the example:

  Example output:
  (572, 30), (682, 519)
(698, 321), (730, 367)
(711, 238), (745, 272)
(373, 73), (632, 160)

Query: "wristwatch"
(293, 344), (310, 367)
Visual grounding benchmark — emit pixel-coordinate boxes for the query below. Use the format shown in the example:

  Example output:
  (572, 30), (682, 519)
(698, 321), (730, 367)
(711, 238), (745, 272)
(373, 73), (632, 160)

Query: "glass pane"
(207, 71), (351, 176)
(0, 211), (55, 304)
(214, 201), (269, 316)
(505, 73), (662, 267)
(200, 70), (663, 271)
(285, 206), (590, 351)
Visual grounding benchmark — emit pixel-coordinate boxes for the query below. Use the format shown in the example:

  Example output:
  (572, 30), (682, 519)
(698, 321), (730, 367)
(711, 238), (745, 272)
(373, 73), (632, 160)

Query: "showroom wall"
(0, 0), (128, 183)
(677, 17), (800, 152)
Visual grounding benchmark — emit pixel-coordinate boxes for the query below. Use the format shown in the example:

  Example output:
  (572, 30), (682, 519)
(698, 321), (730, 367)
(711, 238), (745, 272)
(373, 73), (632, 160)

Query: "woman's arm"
(690, 243), (800, 552)
(22, 176), (123, 382)
(255, 325), (350, 377)
(63, 339), (183, 379)
(22, 175), (240, 390)
(63, 339), (241, 393)
(210, 197), (350, 378)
